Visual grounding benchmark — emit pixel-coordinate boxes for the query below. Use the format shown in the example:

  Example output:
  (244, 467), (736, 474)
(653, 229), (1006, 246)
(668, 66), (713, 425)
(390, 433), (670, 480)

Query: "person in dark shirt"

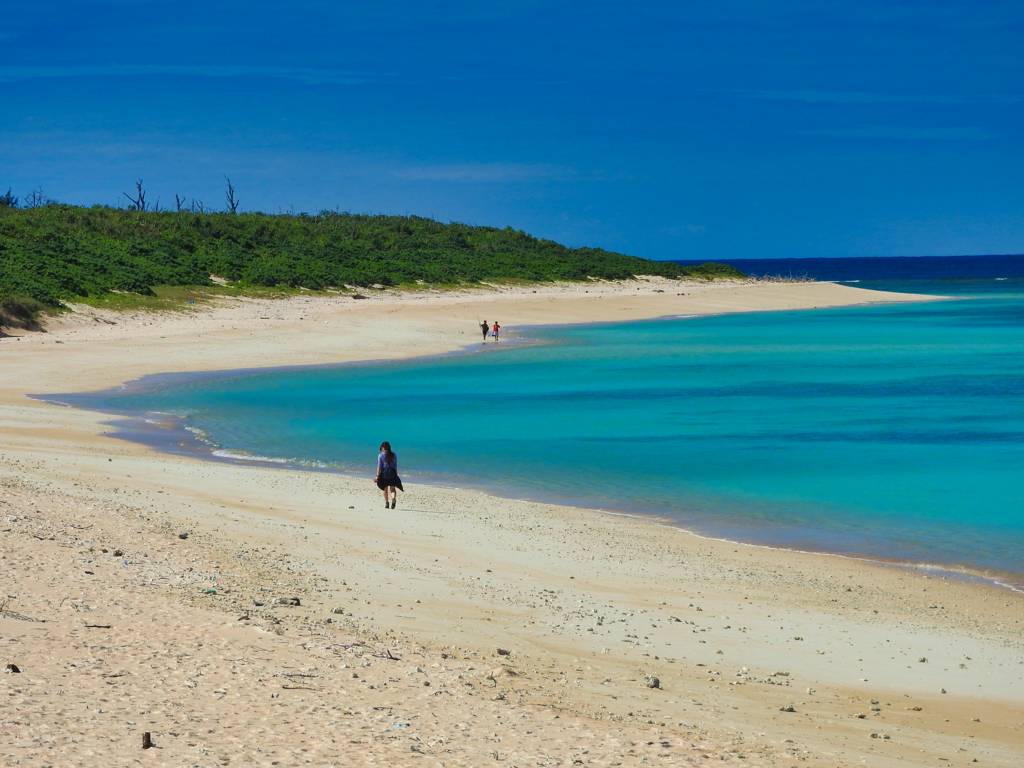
(480, 320), (489, 341)
(375, 441), (403, 509)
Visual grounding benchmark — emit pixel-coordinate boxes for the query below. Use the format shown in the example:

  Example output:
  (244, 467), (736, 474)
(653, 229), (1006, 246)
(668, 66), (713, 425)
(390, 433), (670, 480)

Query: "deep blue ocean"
(60, 255), (1024, 588)
(675, 253), (1024, 297)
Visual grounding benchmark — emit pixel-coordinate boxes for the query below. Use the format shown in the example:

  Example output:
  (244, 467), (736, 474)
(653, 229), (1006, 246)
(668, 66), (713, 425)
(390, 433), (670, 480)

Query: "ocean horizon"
(48, 257), (1024, 591)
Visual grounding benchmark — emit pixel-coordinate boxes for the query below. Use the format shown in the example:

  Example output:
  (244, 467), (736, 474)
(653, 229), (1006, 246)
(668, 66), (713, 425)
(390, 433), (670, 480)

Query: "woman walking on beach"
(375, 441), (403, 509)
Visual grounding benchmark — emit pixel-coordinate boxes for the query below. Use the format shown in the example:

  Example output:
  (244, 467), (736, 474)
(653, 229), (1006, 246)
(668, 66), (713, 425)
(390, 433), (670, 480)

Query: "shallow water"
(77, 288), (1024, 587)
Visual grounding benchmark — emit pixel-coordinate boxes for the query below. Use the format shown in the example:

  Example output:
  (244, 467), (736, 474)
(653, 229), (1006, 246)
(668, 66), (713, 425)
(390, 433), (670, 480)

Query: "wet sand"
(2, 278), (1021, 767)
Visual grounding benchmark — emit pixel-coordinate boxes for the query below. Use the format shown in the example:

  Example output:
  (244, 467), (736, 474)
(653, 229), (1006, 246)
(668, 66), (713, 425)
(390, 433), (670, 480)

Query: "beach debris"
(869, 733), (890, 740)
(772, 671), (790, 677)
(488, 667), (517, 683)
(806, 687), (815, 694)
(5, 663), (21, 674)
(941, 688), (947, 694)
(779, 704), (796, 712)
(142, 732), (152, 749)
(645, 674), (661, 689)
(496, 648), (512, 656)
(332, 607), (345, 614)
(856, 713), (866, 719)
(177, 532), (189, 540)
(715, 650), (723, 655)
(918, 657), (928, 662)
(276, 596), (301, 606)
(972, 717), (980, 722)
(84, 623), (113, 629)
(112, 549), (124, 557)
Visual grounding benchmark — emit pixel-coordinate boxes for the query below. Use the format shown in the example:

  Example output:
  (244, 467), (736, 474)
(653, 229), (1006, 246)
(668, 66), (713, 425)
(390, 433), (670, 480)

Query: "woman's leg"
(382, 487), (390, 507)
(388, 486), (397, 508)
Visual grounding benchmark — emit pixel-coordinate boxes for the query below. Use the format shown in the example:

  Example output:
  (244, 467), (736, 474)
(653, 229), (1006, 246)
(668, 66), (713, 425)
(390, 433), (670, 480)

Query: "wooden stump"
(142, 732), (152, 749)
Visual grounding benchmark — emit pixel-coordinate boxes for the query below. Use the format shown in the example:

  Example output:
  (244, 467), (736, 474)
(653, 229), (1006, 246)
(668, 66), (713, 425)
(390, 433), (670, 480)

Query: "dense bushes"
(0, 204), (745, 307)
(0, 294), (47, 329)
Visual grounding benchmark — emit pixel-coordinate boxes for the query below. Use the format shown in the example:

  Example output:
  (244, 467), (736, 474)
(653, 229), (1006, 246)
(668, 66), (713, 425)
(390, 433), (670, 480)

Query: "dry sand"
(2, 278), (1022, 767)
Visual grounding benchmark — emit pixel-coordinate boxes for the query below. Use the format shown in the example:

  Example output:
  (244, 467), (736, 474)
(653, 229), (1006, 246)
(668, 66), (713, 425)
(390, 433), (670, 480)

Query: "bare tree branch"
(224, 176), (239, 214)
(24, 187), (52, 208)
(123, 180), (147, 212)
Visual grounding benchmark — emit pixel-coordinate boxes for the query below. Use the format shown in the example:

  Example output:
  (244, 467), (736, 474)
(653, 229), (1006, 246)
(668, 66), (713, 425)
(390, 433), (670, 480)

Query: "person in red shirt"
(492, 321), (501, 340)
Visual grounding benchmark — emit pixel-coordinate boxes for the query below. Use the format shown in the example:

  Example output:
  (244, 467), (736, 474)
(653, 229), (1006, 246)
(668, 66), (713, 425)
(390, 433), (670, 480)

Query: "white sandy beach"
(2, 278), (1022, 767)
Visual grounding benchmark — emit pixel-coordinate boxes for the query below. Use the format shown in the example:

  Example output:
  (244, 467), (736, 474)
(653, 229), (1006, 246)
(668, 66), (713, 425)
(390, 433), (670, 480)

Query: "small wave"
(211, 449), (290, 464)
(995, 277), (1007, 281)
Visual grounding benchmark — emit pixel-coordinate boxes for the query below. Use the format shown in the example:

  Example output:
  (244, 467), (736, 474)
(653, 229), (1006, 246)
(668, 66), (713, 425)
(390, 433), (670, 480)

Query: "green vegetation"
(0, 294), (47, 330)
(0, 203), (745, 309)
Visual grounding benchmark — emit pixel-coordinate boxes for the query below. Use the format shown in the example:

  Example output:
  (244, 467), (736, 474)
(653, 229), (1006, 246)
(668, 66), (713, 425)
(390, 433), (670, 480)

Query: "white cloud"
(798, 126), (995, 141)
(660, 225), (706, 236)
(389, 162), (574, 183)
(0, 64), (382, 85)
(732, 89), (1022, 106)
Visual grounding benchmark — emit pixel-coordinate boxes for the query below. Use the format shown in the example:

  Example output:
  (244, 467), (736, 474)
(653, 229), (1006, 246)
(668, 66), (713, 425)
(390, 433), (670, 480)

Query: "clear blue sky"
(2, 2), (1021, 259)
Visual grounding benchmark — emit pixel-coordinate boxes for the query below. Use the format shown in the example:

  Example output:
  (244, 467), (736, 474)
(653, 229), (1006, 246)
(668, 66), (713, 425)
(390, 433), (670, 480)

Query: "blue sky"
(2, 1), (1021, 259)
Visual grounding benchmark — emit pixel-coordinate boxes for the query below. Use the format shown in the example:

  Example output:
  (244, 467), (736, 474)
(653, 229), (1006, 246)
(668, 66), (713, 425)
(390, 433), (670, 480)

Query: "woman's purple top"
(377, 452), (397, 471)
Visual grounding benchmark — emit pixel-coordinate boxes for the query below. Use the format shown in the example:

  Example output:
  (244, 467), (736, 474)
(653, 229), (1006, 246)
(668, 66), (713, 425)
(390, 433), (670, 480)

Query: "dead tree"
(23, 187), (50, 208)
(174, 194), (186, 212)
(123, 180), (147, 212)
(224, 176), (239, 214)
(191, 198), (206, 214)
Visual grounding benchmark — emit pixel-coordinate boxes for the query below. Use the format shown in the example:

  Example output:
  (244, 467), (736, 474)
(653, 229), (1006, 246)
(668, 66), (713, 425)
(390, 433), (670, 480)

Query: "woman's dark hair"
(379, 441), (395, 463)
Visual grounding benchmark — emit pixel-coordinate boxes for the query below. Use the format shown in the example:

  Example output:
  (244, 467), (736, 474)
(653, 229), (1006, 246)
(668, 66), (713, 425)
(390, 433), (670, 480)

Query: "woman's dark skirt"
(376, 474), (404, 492)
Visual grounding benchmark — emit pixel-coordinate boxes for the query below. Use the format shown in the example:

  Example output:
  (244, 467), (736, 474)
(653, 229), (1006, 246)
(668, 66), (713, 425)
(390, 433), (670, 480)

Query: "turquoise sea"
(55, 274), (1024, 589)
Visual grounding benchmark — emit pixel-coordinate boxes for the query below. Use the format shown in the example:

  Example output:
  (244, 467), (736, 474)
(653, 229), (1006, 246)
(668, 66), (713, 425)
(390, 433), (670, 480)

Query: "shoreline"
(39, 375), (1024, 598)
(3, 279), (1022, 767)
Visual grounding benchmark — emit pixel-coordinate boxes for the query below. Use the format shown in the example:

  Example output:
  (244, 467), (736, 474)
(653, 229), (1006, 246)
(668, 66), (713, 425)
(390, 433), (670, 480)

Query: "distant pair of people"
(480, 320), (500, 341)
